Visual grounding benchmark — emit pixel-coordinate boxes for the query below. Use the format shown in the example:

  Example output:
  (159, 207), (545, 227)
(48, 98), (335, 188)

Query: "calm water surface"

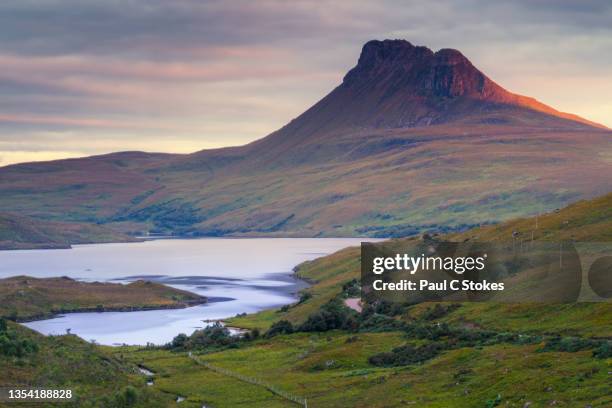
(0, 238), (370, 345)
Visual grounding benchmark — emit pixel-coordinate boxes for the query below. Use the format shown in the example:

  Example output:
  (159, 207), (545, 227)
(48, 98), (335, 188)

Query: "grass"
(117, 330), (611, 407)
(0, 320), (171, 408)
(448, 192), (612, 242)
(123, 350), (295, 408)
(424, 302), (612, 338)
(0, 276), (206, 321)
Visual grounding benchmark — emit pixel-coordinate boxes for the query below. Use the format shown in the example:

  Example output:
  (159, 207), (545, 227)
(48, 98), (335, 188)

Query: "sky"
(1, 0), (611, 166)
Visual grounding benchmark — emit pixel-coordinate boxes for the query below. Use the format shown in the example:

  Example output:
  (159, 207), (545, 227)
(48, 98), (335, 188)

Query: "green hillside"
(120, 331), (609, 407)
(448, 192), (612, 242)
(0, 319), (172, 408)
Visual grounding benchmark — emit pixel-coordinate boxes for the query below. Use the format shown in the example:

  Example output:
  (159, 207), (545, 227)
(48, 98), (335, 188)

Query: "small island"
(0, 276), (207, 322)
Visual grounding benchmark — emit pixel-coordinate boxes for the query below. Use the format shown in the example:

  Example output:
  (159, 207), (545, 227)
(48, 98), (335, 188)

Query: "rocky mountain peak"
(343, 39), (499, 100)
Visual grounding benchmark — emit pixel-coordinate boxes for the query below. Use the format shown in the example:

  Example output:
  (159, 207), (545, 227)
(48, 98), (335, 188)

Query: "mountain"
(0, 40), (610, 243)
(250, 40), (603, 154)
(0, 212), (138, 249)
(183, 40), (605, 169)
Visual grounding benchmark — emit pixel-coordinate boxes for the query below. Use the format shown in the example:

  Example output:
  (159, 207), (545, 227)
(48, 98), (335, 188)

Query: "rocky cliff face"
(344, 40), (498, 99)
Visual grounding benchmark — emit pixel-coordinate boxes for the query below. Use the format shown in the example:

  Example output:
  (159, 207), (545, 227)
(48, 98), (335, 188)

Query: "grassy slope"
(0, 212), (139, 250)
(0, 126), (610, 242)
(447, 192), (612, 242)
(0, 321), (172, 408)
(120, 331), (610, 408)
(185, 126), (612, 238)
(0, 276), (206, 321)
(229, 193), (612, 335)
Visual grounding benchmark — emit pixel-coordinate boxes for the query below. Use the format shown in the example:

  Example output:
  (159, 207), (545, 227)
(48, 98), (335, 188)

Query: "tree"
(171, 333), (188, 349)
(265, 320), (294, 337)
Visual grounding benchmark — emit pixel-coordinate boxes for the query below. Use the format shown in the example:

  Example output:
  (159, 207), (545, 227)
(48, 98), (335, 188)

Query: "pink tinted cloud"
(0, 50), (312, 83)
(0, 113), (183, 130)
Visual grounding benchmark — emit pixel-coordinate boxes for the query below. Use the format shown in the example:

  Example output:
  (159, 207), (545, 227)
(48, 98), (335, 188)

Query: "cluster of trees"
(341, 279), (360, 298)
(265, 298), (359, 338)
(168, 322), (260, 351)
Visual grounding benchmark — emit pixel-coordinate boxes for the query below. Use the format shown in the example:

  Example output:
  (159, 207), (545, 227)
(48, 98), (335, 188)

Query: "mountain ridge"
(0, 39), (610, 243)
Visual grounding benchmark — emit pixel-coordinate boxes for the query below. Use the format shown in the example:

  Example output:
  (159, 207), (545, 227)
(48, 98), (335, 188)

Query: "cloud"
(0, 0), (611, 166)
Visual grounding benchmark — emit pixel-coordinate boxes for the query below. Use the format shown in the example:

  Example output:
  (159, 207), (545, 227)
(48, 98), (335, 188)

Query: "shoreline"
(15, 271), (310, 339)
(3, 237), (366, 343)
(0, 234), (377, 251)
(9, 268), (310, 329)
(13, 298), (209, 323)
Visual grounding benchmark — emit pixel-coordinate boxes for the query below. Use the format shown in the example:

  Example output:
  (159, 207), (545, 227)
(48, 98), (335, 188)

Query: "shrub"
(298, 292), (313, 304)
(251, 328), (260, 339)
(265, 320), (294, 338)
(593, 341), (611, 359)
(359, 314), (404, 332)
(170, 333), (188, 349)
(114, 386), (139, 407)
(541, 336), (598, 353)
(421, 303), (460, 321)
(0, 322), (39, 358)
(299, 299), (357, 332)
(189, 323), (233, 348)
(369, 300), (405, 316)
(342, 279), (361, 297)
(168, 323), (236, 350)
(485, 394), (502, 408)
(369, 342), (444, 367)
(404, 322), (452, 341)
